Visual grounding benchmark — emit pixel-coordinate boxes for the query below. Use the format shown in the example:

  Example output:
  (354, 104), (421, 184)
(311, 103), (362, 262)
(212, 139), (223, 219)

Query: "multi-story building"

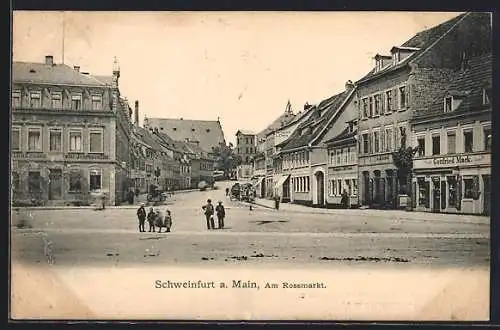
(324, 119), (359, 208)
(411, 52), (491, 215)
(235, 130), (256, 164)
(355, 12), (491, 210)
(11, 55), (132, 206)
(276, 82), (357, 206)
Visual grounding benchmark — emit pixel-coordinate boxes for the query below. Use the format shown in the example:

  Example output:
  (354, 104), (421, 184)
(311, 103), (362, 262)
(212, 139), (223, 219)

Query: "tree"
(391, 127), (420, 197)
(212, 142), (240, 179)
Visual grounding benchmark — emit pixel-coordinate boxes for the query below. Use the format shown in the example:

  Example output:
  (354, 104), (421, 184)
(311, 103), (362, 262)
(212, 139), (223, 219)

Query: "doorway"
(315, 171), (325, 206)
(48, 169), (62, 200)
(432, 178), (440, 213)
(483, 175), (491, 216)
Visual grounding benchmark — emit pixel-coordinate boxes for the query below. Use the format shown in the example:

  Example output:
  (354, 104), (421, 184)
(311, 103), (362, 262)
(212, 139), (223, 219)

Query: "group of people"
(136, 204), (172, 233)
(202, 199), (226, 230)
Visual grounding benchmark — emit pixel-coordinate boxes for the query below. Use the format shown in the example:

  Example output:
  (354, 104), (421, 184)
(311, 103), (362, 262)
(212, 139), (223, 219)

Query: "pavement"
(10, 180), (490, 320)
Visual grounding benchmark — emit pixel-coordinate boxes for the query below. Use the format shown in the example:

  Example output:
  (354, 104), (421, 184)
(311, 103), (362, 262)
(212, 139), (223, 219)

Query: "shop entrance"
(483, 175), (491, 216)
(432, 178), (440, 213)
(48, 169), (62, 200)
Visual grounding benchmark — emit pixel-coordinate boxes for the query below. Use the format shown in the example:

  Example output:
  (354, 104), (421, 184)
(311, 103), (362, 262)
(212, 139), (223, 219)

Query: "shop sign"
(414, 153), (490, 169)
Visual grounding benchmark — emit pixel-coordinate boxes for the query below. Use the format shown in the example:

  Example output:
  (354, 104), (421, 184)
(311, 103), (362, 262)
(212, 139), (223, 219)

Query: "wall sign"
(414, 153), (490, 169)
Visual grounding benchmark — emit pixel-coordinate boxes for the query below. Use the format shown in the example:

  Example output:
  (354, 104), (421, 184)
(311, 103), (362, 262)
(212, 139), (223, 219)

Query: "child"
(164, 209), (173, 232)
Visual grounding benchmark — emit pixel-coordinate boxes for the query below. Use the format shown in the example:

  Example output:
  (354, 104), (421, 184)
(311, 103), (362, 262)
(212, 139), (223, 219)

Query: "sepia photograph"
(10, 11), (491, 321)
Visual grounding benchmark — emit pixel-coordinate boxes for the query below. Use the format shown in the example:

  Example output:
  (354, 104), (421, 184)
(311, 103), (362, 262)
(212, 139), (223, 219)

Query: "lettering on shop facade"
(414, 153), (490, 169)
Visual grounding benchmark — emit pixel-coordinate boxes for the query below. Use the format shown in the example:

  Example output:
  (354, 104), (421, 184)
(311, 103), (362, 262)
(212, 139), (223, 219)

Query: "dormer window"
(444, 96), (453, 112)
(392, 51), (400, 65)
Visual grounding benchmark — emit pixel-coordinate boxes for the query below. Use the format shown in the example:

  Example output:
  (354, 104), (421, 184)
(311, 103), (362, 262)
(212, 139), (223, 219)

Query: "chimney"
(45, 55), (54, 66)
(134, 101), (140, 126)
(345, 80), (355, 92)
(304, 102), (311, 110)
(73, 65), (80, 72)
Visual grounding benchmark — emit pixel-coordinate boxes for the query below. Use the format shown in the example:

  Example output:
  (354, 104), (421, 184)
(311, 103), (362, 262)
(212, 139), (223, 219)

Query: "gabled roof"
(12, 62), (107, 87)
(257, 111), (297, 139)
(414, 52), (492, 120)
(134, 127), (165, 152)
(356, 12), (468, 84)
(278, 89), (355, 152)
(144, 118), (226, 152)
(324, 126), (357, 146)
(236, 130), (256, 136)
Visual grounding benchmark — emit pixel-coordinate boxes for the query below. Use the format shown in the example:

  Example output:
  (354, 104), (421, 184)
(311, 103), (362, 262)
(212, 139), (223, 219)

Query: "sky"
(13, 11), (462, 145)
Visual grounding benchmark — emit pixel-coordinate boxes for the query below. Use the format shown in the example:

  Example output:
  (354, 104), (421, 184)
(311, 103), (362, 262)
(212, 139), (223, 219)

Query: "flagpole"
(62, 11), (65, 64)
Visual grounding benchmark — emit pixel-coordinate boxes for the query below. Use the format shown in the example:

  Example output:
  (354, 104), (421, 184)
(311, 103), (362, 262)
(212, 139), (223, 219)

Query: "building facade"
(11, 56), (132, 206)
(324, 119), (359, 208)
(235, 130), (256, 164)
(411, 52), (491, 215)
(355, 12), (491, 210)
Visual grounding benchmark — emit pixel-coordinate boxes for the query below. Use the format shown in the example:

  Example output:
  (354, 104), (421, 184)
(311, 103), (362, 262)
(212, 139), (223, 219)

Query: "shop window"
(418, 178), (429, 208)
(28, 171), (42, 193)
(352, 179), (358, 196)
(484, 126), (491, 151)
(89, 169), (102, 191)
(432, 135), (440, 155)
(463, 130), (473, 153)
(447, 132), (456, 154)
(417, 137), (425, 156)
(447, 177), (457, 208)
(69, 171), (83, 192)
(463, 178), (474, 199)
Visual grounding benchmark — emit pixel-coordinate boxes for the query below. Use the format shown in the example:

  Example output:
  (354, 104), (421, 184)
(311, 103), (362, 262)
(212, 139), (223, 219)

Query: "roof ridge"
(410, 12), (470, 65)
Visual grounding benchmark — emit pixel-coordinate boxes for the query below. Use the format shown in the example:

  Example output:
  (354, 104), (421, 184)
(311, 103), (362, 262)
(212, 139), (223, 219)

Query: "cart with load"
(147, 184), (167, 203)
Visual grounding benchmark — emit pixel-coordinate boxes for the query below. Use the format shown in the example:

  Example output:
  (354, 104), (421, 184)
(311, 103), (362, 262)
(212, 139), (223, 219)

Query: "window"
(12, 172), (20, 192)
(362, 133), (369, 154)
(12, 127), (20, 151)
(362, 98), (368, 118)
(373, 131), (380, 153)
(417, 137), (425, 156)
(337, 179), (342, 195)
(399, 86), (407, 109)
(463, 130), (473, 153)
(69, 130), (82, 152)
(12, 90), (21, 108)
(89, 169), (102, 191)
(432, 135), (440, 155)
(352, 179), (358, 196)
(51, 92), (62, 109)
(380, 131), (385, 152)
(92, 95), (102, 110)
(385, 128), (393, 152)
(30, 91), (41, 108)
(444, 97), (453, 112)
(69, 170), (83, 192)
(417, 178), (430, 208)
(336, 150), (341, 164)
(49, 129), (62, 152)
(28, 171), (42, 193)
(484, 126), (492, 151)
(386, 90), (392, 112)
(369, 97), (373, 117)
(463, 178), (474, 199)
(374, 94), (381, 116)
(447, 132), (456, 154)
(447, 176), (457, 207)
(307, 177), (310, 191)
(71, 93), (82, 110)
(28, 128), (41, 151)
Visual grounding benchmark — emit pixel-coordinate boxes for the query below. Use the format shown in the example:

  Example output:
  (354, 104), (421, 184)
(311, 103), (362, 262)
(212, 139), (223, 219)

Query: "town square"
(10, 11), (491, 320)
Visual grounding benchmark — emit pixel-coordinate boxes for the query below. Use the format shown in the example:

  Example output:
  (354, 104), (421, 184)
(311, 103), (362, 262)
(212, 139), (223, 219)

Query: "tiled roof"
(323, 127), (357, 146)
(356, 12), (468, 84)
(257, 111), (297, 139)
(12, 62), (107, 87)
(279, 91), (350, 151)
(93, 75), (113, 86)
(413, 52), (492, 120)
(135, 127), (165, 152)
(145, 118), (226, 153)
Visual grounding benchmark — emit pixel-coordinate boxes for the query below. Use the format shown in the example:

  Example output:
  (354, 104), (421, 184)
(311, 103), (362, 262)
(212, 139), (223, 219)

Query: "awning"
(274, 175), (290, 189)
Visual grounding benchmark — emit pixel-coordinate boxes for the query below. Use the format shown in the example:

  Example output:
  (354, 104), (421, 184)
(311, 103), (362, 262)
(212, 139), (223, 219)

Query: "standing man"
(225, 187), (230, 197)
(341, 189), (349, 209)
(137, 203), (147, 232)
(216, 201), (226, 229)
(202, 199), (215, 230)
(274, 195), (280, 211)
(147, 207), (156, 232)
